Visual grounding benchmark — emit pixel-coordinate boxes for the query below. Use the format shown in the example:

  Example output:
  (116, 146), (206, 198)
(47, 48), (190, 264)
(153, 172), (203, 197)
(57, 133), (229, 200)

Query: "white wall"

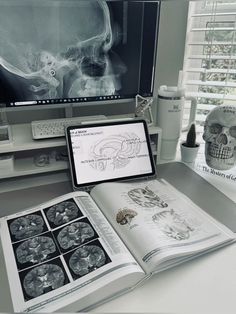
(154, 0), (189, 90)
(152, 0), (189, 122)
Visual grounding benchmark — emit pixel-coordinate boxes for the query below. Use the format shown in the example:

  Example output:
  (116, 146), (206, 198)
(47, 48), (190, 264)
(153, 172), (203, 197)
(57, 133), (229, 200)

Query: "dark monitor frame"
(0, 0), (160, 111)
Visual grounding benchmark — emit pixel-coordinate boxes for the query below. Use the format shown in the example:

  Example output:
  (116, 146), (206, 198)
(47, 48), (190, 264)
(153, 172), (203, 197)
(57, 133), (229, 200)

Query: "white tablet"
(66, 119), (156, 190)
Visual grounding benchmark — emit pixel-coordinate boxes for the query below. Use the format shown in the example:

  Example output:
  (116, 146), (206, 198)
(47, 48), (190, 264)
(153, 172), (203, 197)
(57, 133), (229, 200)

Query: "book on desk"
(0, 119), (235, 312)
(0, 178), (235, 313)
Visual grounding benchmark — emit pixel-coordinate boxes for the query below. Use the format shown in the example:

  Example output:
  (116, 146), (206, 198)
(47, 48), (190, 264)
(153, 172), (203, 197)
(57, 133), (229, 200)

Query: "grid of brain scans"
(7, 198), (111, 301)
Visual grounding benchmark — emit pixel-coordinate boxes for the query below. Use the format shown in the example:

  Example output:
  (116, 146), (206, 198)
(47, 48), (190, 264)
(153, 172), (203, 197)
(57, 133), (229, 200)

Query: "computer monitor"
(0, 0), (160, 109)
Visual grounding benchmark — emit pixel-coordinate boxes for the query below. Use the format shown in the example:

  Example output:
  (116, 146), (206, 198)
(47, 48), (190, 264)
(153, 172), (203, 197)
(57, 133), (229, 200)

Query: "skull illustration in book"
(203, 104), (236, 170)
(0, 0), (125, 100)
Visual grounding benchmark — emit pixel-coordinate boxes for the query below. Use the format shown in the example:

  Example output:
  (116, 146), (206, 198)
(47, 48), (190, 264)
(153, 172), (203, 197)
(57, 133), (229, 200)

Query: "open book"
(0, 179), (235, 312)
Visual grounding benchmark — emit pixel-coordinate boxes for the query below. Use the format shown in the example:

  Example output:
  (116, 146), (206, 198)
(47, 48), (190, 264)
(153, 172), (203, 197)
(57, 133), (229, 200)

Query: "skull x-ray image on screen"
(0, 0), (159, 107)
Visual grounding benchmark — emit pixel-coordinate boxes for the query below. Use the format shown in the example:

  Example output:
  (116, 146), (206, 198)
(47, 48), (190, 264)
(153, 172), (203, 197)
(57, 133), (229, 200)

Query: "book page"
(91, 180), (235, 273)
(0, 191), (144, 312)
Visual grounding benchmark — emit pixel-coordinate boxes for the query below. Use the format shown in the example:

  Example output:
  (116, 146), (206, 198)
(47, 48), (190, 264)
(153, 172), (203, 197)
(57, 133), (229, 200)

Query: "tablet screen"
(66, 119), (156, 189)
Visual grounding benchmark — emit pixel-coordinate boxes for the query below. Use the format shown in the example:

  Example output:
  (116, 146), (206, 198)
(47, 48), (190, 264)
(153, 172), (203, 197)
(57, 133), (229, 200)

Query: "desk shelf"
(0, 122), (161, 180)
(0, 157), (68, 179)
(0, 124), (66, 154)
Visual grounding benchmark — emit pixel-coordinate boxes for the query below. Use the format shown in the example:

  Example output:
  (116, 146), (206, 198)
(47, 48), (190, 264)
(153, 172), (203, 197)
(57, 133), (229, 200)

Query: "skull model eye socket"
(229, 126), (236, 138)
(209, 123), (222, 134)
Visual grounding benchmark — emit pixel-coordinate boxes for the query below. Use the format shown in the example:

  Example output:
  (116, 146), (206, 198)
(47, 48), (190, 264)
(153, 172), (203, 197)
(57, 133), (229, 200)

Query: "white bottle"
(157, 85), (185, 160)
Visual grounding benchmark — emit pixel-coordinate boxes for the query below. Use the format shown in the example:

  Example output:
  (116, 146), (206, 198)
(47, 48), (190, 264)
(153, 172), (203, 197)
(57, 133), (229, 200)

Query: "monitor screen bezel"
(66, 119), (156, 189)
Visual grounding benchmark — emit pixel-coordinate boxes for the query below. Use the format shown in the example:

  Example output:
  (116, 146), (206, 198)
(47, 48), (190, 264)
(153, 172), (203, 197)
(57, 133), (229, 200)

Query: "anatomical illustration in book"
(152, 209), (194, 241)
(128, 186), (168, 208)
(116, 208), (138, 226)
(118, 183), (210, 242)
(89, 133), (142, 171)
(6, 198), (111, 301)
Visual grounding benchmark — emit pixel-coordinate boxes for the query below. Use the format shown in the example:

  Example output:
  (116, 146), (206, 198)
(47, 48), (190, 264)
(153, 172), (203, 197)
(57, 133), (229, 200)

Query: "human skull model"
(202, 104), (236, 170)
(0, 0), (125, 101)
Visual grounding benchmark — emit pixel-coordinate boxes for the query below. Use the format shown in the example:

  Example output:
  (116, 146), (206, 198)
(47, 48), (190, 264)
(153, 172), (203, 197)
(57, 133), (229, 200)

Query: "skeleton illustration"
(128, 187), (168, 208)
(16, 236), (56, 264)
(116, 208), (137, 225)
(9, 215), (45, 241)
(203, 104), (236, 170)
(90, 133), (141, 171)
(0, 0), (125, 101)
(152, 209), (194, 241)
(57, 222), (95, 250)
(23, 264), (65, 298)
(46, 201), (79, 226)
(69, 245), (106, 276)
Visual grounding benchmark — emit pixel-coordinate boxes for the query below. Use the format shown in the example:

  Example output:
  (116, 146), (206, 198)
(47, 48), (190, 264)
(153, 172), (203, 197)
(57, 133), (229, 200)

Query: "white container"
(0, 153), (14, 172)
(157, 85), (197, 160)
(180, 142), (199, 163)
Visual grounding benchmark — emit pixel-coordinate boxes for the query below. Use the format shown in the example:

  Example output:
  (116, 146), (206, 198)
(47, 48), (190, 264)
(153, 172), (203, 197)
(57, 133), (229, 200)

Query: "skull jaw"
(205, 143), (235, 171)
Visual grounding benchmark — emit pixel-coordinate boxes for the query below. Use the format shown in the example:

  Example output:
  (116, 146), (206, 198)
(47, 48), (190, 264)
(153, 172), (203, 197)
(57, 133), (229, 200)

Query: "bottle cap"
(158, 85), (185, 99)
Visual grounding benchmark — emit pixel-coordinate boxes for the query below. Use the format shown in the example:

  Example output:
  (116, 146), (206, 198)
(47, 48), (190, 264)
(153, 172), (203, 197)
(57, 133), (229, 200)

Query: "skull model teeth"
(208, 144), (233, 160)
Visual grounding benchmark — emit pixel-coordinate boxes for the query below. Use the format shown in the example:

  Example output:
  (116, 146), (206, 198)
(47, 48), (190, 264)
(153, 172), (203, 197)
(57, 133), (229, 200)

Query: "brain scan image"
(45, 200), (81, 227)
(22, 263), (67, 299)
(15, 236), (57, 267)
(57, 221), (95, 251)
(68, 244), (107, 278)
(152, 209), (194, 241)
(128, 187), (168, 208)
(9, 214), (45, 241)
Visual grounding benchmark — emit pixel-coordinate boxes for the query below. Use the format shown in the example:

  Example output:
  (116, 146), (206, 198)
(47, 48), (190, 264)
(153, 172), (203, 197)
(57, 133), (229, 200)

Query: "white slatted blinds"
(182, 1), (236, 133)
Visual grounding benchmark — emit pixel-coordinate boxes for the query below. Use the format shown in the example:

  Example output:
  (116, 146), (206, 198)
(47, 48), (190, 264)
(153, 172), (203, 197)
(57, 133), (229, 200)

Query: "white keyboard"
(31, 115), (106, 139)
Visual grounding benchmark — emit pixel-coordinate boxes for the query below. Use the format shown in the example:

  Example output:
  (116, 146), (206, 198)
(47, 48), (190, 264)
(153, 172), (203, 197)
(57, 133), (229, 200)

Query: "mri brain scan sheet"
(8, 211), (48, 242)
(19, 258), (69, 301)
(0, 193), (126, 312)
(44, 198), (83, 228)
(64, 239), (111, 280)
(13, 233), (60, 271)
(53, 218), (98, 253)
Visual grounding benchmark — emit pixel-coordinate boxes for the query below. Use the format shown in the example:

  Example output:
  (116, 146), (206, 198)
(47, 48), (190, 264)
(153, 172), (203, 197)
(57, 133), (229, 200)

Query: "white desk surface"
(0, 161), (235, 314)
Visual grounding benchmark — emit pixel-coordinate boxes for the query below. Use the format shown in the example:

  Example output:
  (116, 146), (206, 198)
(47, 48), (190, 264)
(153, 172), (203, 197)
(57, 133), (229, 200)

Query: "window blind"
(182, 1), (236, 136)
